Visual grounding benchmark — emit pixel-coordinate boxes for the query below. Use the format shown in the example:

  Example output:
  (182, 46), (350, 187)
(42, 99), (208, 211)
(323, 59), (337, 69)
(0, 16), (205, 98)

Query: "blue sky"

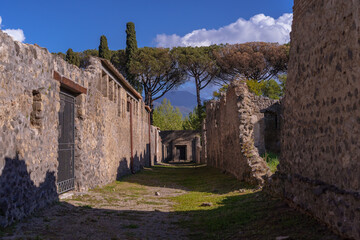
(0, 0), (292, 52)
(0, 0), (293, 100)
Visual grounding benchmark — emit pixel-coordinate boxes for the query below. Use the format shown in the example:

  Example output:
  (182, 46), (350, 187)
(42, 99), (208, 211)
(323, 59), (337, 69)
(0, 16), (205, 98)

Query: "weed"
(263, 152), (279, 173)
(136, 200), (163, 205)
(104, 196), (118, 204)
(69, 194), (90, 202)
(80, 205), (93, 209)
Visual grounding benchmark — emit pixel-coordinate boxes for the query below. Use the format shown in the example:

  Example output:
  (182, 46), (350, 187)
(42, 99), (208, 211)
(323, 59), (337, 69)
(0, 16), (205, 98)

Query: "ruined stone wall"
(0, 30), (153, 226)
(268, 1), (360, 238)
(206, 81), (278, 185)
(200, 120), (207, 164)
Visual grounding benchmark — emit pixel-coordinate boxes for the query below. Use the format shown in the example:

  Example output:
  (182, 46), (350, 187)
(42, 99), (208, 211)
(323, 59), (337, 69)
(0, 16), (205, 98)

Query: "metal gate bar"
(57, 91), (75, 194)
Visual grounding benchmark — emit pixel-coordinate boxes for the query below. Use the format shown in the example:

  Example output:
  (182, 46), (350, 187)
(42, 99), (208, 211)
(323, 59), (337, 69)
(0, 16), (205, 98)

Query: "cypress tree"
(99, 35), (111, 60)
(125, 22), (142, 93)
(65, 48), (80, 67)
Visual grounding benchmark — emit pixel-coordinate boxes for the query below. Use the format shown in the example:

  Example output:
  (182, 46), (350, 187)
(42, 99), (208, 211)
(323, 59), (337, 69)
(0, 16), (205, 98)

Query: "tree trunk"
(149, 99), (154, 125)
(195, 78), (202, 110)
(145, 90), (154, 125)
(195, 77), (206, 164)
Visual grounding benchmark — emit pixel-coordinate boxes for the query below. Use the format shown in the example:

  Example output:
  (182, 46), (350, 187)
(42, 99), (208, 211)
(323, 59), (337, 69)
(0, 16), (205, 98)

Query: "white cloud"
(155, 13), (292, 48)
(3, 29), (26, 42)
(0, 16), (26, 42)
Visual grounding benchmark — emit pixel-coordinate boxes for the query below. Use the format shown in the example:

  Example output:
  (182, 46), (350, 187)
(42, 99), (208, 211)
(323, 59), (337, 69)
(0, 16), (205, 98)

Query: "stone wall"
(0, 30), (154, 227)
(205, 80), (279, 185)
(150, 126), (162, 165)
(200, 120), (207, 164)
(267, 1), (360, 239)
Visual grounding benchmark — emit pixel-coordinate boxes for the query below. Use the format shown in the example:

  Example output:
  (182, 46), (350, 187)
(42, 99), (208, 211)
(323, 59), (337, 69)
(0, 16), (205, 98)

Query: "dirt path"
(2, 175), (189, 239)
(1, 164), (341, 240)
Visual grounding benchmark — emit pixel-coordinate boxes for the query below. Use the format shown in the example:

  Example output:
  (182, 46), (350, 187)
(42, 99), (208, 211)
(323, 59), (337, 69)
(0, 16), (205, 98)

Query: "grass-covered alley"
(1, 164), (340, 240)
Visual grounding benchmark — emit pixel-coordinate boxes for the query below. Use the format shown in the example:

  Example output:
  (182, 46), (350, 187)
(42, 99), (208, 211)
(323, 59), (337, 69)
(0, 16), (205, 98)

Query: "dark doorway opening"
(264, 112), (280, 154)
(176, 145), (187, 161)
(57, 90), (75, 194)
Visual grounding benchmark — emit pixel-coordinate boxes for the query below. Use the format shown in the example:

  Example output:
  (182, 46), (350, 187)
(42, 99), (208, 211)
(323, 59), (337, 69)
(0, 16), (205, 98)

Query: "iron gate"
(57, 91), (75, 194)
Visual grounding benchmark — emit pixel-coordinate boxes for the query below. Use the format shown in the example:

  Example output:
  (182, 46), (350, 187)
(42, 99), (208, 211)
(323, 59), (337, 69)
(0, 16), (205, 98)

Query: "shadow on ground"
(1, 163), (342, 240)
(1, 201), (189, 240)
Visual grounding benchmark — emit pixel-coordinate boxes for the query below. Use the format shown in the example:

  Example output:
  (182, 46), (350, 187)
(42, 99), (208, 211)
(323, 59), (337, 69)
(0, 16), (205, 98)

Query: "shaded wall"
(150, 126), (162, 165)
(205, 80), (279, 185)
(261, 102), (281, 155)
(267, 1), (360, 239)
(0, 31), (153, 227)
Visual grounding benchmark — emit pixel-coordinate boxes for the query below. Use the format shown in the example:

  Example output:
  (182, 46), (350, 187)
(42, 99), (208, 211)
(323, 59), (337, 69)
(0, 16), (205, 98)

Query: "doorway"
(175, 145), (187, 161)
(57, 90), (75, 193)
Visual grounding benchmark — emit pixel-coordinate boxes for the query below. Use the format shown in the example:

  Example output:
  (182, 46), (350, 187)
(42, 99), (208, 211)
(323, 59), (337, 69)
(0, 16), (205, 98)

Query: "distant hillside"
(154, 91), (203, 117)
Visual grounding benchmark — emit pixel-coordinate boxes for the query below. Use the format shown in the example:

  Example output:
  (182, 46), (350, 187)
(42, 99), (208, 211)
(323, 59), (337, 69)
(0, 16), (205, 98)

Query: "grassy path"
(1, 164), (340, 239)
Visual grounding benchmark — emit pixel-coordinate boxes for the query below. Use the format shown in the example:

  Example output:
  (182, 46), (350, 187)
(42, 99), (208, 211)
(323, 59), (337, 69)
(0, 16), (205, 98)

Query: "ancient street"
(1, 164), (340, 240)
(1, 1), (360, 239)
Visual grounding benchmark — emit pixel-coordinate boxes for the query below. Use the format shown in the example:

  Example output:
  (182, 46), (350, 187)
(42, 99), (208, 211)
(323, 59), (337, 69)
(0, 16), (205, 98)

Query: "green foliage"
(99, 35), (111, 60)
(65, 48), (80, 67)
(130, 47), (186, 122)
(125, 22), (142, 93)
(153, 98), (183, 130)
(212, 84), (229, 99)
(246, 79), (283, 100)
(246, 80), (265, 96)
(171, 46), (220, 109)
(79, 50), (96, 69)
(130, 47), (173, 77)
(83, 49), (99, 57)
(126, 22), (137, 58)
(171, 46), (219, 73)
(53, 52), (66, 60)
(183, 105), (206, 130)
(110, 49), (127, 76)
(263, 79), (282, 100)
(215, 42), (289, 82)
(278, 74), (287, 95)
(263, 152), (279, 173)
